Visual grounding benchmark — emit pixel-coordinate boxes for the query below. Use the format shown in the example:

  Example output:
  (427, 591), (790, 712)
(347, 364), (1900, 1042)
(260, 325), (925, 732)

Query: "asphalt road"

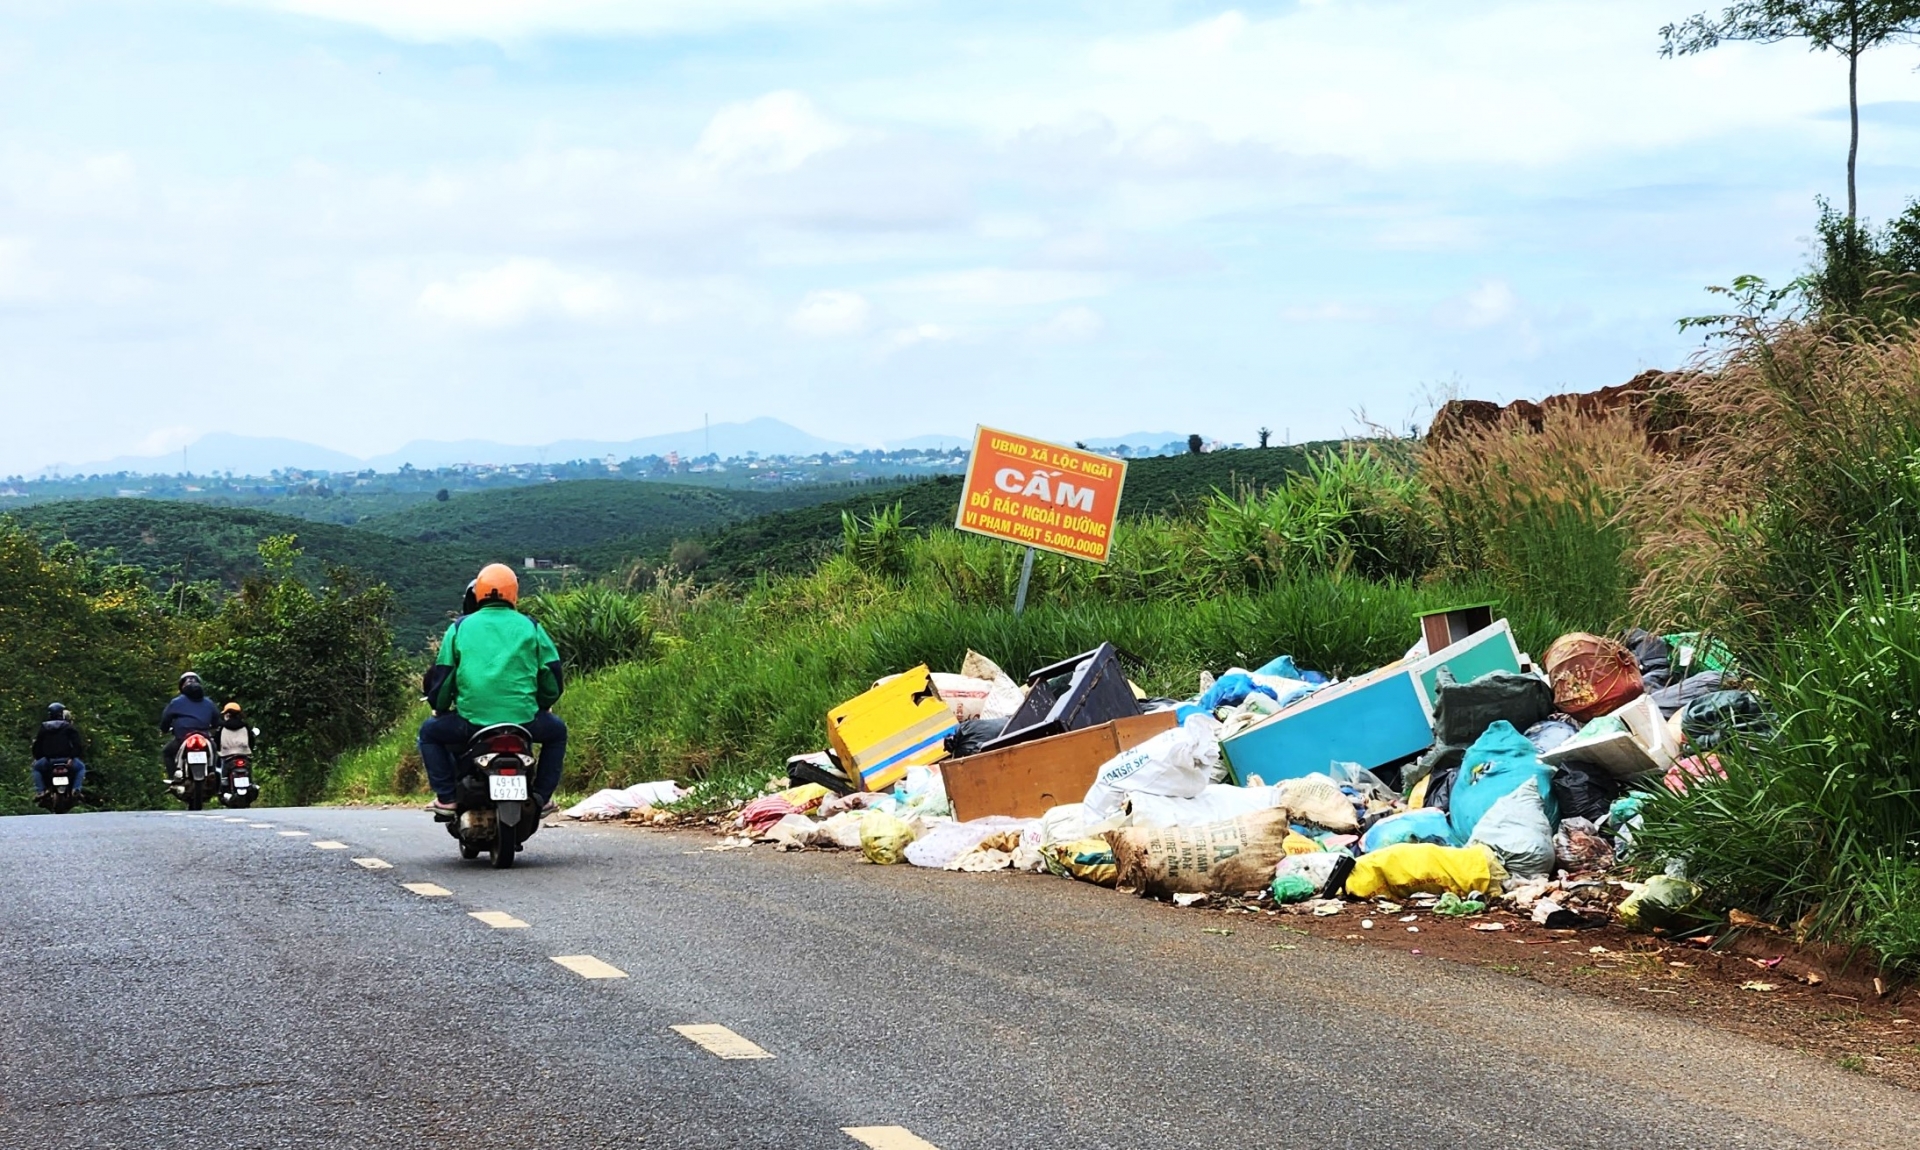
(4, 807), (1917, 1150)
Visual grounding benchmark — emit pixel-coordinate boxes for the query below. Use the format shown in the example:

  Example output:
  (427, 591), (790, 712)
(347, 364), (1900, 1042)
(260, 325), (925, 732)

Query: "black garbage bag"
(946, 717), (1011, 759)
(1423, 765), (1460, 812)
(1620, 628), (1674, 691)
(1648, 671), (1726, 718)
(1405, 669), (1556, 793)
(1680, 690), (1772, 752)
(1551, 761), (1625, 824)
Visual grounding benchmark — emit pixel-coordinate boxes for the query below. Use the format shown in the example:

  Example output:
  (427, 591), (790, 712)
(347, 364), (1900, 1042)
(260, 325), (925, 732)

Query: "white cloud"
(417, 258), (618, 327)
(788, 289), (871, 336)
(0, 237), (36, 301)
(883, 322), (958, 350)
(886, 267), (1110, 308)
(1281, 302), (1386, 324)
(226, 0), (890, 42)
(1436, 279), (1522, 329)
(1029, 305), (1104, 341)
(697, 91), (853, 174)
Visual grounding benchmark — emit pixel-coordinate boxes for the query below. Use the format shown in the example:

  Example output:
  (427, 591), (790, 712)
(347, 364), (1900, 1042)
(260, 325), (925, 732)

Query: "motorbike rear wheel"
(490, 818), (516, 869)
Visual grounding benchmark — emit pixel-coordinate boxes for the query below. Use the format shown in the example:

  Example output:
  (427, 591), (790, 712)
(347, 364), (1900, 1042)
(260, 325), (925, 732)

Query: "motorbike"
(35, 757), (79, 814)
(168, 731), (221, 811)
(217, 751), (257, 809)
(440, 723), (539, 868)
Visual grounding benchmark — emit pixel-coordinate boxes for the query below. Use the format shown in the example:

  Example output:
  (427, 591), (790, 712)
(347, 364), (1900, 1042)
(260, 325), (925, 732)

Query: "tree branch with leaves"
(1661, 1), (1920, 221)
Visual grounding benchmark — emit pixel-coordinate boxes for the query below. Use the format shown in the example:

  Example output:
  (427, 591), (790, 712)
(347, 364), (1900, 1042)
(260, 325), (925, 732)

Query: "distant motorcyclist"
(418, 564), (566, 816)
(30, 703), (87, 799)
(159, 672), (218, 776)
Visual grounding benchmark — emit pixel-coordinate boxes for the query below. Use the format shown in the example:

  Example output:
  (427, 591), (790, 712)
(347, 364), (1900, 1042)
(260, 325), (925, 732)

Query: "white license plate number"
(489, 775), (528, 801)
(187, 752), (209, 764)
(52, 776), (69, 787)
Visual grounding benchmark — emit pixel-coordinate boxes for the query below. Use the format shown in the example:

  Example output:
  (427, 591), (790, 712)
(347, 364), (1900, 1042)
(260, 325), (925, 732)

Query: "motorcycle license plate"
(187, 752), (209, 764)
(488, 775), (528, 801)
(52, 776), (69, 787)
(233, 780), (250, 791)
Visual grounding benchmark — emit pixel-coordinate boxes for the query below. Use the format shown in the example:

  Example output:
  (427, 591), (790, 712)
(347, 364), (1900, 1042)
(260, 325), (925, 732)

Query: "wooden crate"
(944, 712), (1177, 822)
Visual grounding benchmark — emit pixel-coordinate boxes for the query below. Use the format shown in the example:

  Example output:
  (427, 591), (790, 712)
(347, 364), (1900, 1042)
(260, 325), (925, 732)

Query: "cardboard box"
(944, 712), (1178, 822)
(1541, 694), (1678, 780)
(1222, 621), (1524, 783)
(825, 665), (958, 793)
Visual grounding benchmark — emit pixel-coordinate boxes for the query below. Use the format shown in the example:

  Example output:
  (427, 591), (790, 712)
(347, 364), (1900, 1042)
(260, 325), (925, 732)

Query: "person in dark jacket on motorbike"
(160, 672), (218, 777)
(31, 703), (87, 799)
(418, 564), (566, 817)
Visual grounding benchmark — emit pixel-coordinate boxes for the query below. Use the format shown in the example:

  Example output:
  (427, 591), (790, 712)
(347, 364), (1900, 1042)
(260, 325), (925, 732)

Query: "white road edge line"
(550, 955), (626, 979)
(403, 883), (452, 897)
(470, 911), (529, 929)
(351, 857), (393, 870)
(671, 1024), (772, 1060)
(278, 831), (308, 837)
(312, 841), (349, 850)
(843, 1128), (943, 1150)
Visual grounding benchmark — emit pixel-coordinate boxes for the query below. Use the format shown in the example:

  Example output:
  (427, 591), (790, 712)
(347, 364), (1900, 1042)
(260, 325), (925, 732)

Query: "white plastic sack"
(562, 780), (685, 820)
(1083, 716), (1225, 818)
(1274, 852), (1343, 890)
(959, 650), (1027, 720)
(904, 816), (1034, 868)
(1274, 774), (1359, 833)
(1468, 777), (1555, 879)
(761, 813), (818, 848)
(815, 810), (872, 850)
(931, 673), (1001, 722)
(896, 766), (953, 819)
(1126, 784), (1284, 829)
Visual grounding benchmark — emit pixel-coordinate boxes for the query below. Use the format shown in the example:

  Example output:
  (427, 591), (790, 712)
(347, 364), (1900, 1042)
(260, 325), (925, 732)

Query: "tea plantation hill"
(675, 444), (1339, 583)
(8, 478), (915, 645)
(9, 500), (484, 645)
(351, 478), (896, 564)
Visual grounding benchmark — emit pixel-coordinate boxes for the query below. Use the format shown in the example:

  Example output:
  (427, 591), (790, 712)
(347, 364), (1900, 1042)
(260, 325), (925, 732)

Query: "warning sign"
(954, 426), (1128, 563)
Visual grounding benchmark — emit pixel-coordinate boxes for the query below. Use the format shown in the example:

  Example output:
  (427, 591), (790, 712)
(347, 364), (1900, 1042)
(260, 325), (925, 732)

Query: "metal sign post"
(1012, 546), (1036, 615)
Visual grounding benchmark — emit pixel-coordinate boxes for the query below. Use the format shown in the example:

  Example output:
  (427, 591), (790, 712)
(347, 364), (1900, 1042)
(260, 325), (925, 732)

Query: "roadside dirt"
(1208, 893), (1920, 1090)
(613, 811), (1920, 1090)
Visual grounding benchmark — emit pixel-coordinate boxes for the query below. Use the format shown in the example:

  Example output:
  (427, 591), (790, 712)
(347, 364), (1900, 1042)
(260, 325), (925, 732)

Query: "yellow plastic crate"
(826, 665), (957, 793)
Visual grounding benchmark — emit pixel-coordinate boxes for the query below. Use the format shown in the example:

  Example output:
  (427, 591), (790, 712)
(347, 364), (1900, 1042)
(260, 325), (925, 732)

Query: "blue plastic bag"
(1197, 672), (1277, 712)
(1447, 720), (1559, 844)
(1361, 807), (1455, 852)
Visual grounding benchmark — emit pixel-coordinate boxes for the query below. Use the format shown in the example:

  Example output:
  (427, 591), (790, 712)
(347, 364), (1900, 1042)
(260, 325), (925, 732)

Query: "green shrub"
(524, 583), (656, 674)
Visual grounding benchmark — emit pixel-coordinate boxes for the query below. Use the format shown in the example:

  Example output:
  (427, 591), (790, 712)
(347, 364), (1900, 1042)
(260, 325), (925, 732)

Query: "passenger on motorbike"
(159, 672), (218, 777)
(417, 564), (567, 817)
(215, 702), (255, 759)
(30, 703), (87, 799)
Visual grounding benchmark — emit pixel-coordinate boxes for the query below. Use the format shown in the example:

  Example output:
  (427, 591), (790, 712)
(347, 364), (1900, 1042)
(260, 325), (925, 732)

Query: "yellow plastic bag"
(1282, 831), (1323, 856)
(1039, 837), (1118, 887)
(775, 783), (831, 814)
(860, 811), (916, 865)
(1345, 843), (1506, 900)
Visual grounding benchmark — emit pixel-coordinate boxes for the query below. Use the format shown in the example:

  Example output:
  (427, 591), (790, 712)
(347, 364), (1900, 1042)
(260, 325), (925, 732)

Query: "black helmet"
(460, 580), (479, 616)
(46, 702), (66, 720)
(179, 671), (201, 689)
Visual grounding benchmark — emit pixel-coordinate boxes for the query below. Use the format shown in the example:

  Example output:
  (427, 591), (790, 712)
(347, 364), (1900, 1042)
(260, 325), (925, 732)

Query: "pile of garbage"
(600, 613), (1767, 935)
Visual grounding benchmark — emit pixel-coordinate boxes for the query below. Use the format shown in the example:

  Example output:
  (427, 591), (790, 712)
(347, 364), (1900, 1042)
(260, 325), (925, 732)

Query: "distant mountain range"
(37, 420), (1196, 479)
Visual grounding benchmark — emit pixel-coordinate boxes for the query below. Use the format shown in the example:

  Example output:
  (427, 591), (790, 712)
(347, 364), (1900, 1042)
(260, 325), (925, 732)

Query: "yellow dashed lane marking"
(671, 1025), (772, 1060)
(403, 883), (452, 897)
(844, 1128), (942, 1150)
(470, 911), (529, 929)
(278, 831), (308, 837)
(352, 857), (392, 870)
(550, 955), (626, 979)
(312, 841), (349, 850)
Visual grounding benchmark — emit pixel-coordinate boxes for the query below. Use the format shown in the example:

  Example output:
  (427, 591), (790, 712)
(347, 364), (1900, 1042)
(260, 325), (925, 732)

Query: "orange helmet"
(473, 563), (520, 608)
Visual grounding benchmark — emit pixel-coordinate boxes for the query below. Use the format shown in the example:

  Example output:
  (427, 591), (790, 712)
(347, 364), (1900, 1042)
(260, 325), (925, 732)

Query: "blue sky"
(4, 0), (1920, 473)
